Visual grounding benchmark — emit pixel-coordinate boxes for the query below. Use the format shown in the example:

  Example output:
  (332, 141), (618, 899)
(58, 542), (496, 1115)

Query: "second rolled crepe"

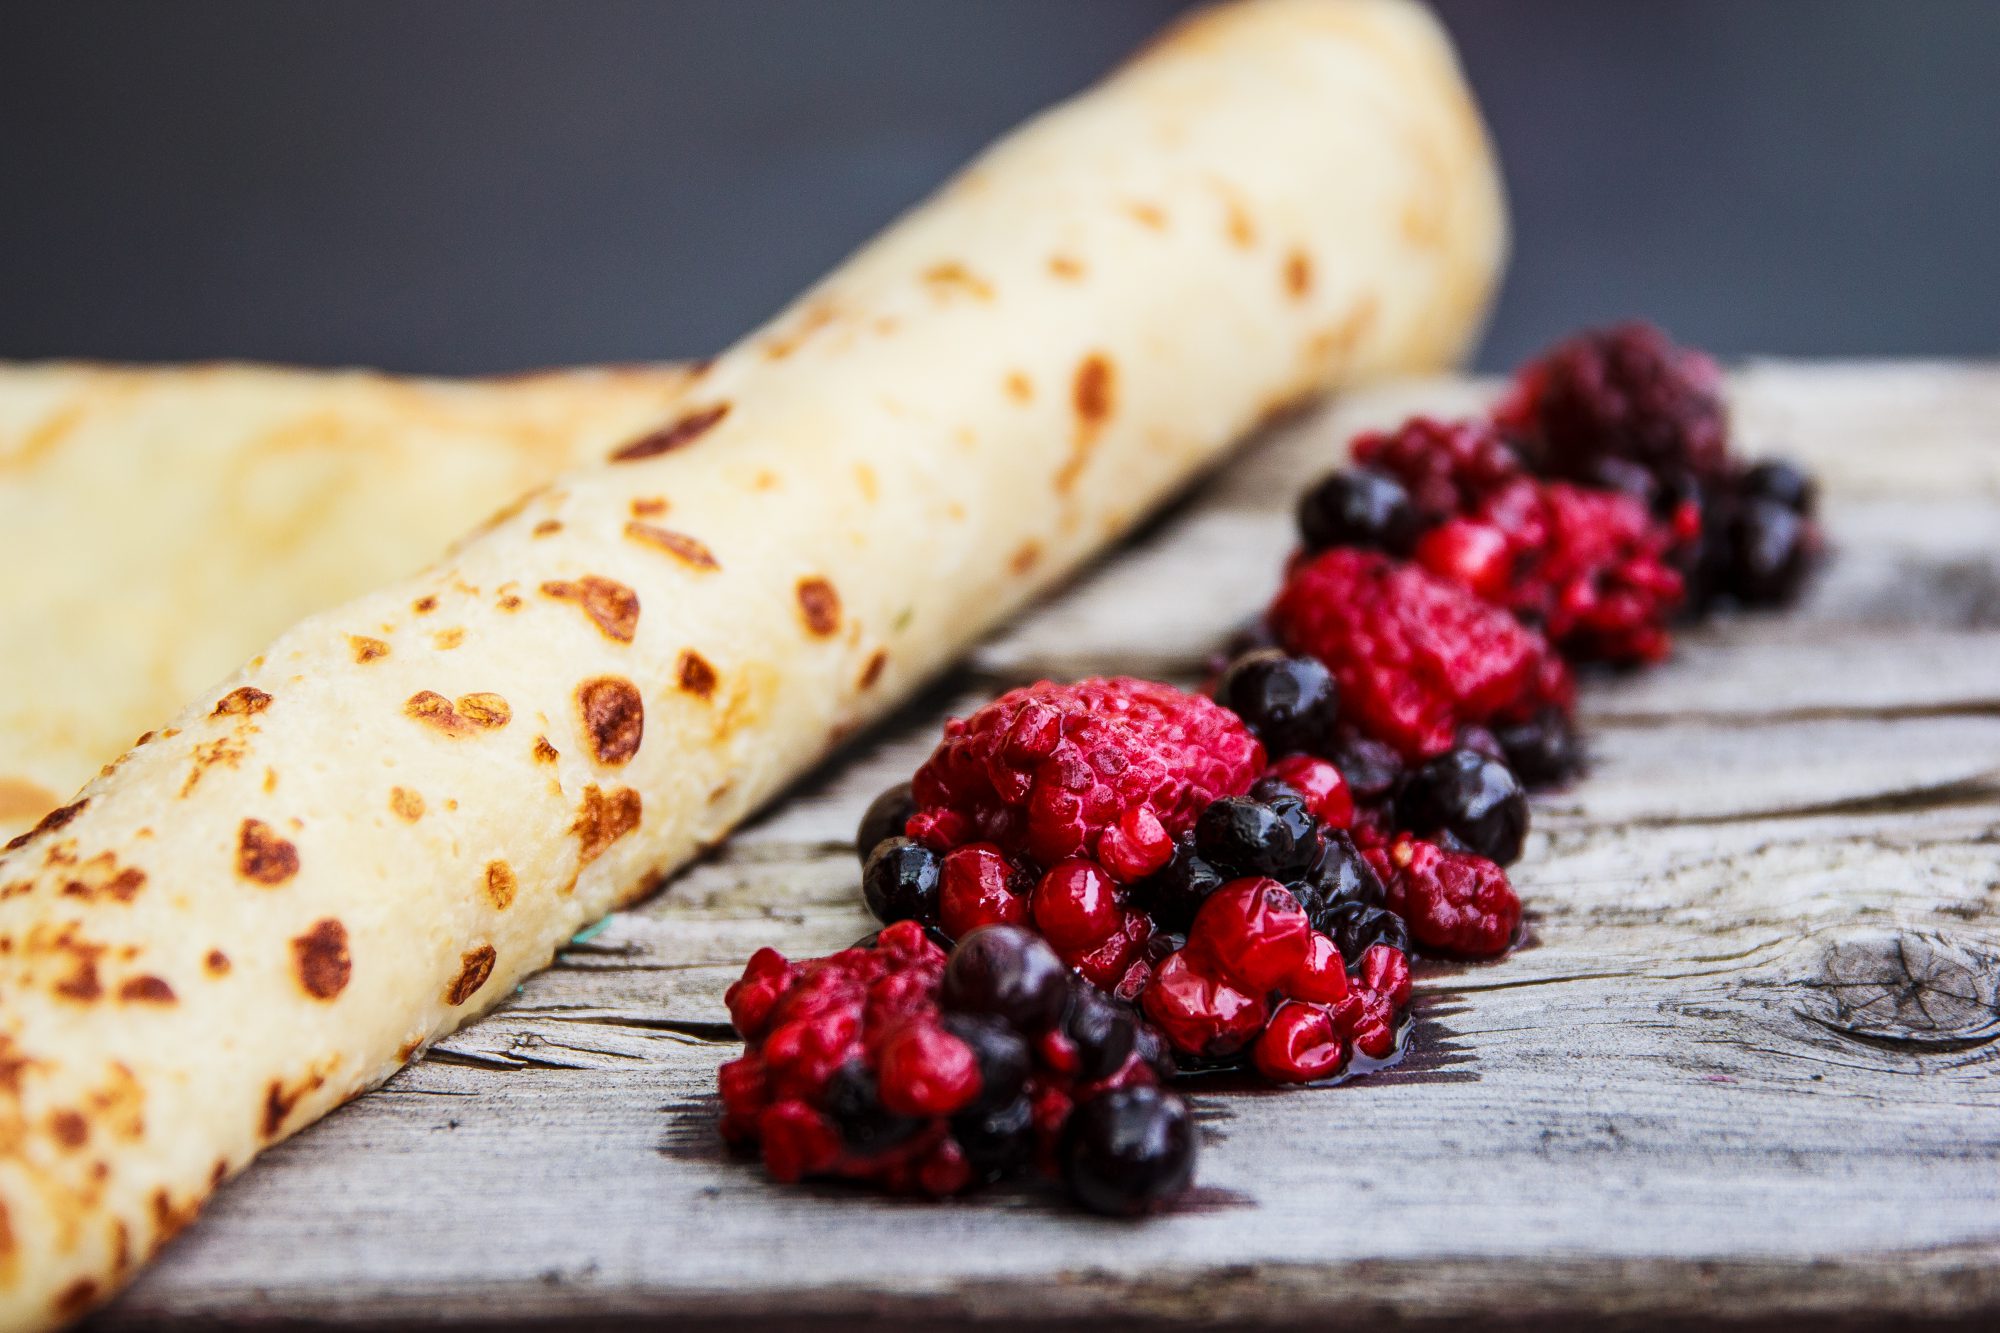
(0, 0), (1505, 1326)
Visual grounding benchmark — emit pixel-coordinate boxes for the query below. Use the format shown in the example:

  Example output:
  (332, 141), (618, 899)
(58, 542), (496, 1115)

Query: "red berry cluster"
(720, 922), (1194, 1215)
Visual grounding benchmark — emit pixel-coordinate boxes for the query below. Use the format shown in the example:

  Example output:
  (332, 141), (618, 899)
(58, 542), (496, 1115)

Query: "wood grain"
(94, 364), (2000, 1329)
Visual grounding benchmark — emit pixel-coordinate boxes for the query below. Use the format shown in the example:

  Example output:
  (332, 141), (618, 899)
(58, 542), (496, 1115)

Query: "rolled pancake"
(0, 0), (1505, 1325)
(0, 362), (696, 842)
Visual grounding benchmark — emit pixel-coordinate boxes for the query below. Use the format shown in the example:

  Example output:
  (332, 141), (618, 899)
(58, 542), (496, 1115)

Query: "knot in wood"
(1800, 929), (2000, 1051)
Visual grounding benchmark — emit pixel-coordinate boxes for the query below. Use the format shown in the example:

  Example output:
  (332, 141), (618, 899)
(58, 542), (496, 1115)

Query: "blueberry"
(861, 837), (941, 926)
(821, 1061), (922, 1155)
(1128, 836), (1223, 933)
(1323, 901), (1410, 963)
(1061, 985), (1139, 1083)
(1213, 650), (1339, 758)
(952, 1095), (1035, 1185)
(1330, 734), (1404, 804)
(855, 782), (916, 861)
(1297, 467), (1419, 556)
(1131, 1020), (1178, 1081)
(1059, 1086), (1197, 1217)
(940, 1012), (1031, 1111)
(1740, 459), (1816, 516)
(1195, 795), (1319, 880)
(1293, 829), (1385, 932)
(1399, 748), (1529, 866)
(1494, 708), (1583, 787)
(940, 926), (1070, 1032)
(1726, 498), (1813, 606)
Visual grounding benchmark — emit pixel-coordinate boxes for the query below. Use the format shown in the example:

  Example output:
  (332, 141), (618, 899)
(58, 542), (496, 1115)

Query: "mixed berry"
(713, 322), (1822, 1215)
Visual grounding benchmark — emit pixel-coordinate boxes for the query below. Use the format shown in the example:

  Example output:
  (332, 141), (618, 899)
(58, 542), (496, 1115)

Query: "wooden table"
(97, 364), (2000, 1330)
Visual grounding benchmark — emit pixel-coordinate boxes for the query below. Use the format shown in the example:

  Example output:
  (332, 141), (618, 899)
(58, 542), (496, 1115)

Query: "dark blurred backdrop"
(2, 0), (1995, 374)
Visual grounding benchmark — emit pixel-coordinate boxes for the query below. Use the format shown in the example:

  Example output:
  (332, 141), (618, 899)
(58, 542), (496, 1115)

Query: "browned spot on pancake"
(796, 578), (841, 637)
(260, 1068), (326, 1139)
(212, 687), (271, 718)
(58, 853), (145, 904)
(1056, 353), (1118, 493)
(531, 519), (563, 537)
(572, 785), (642, 867)
(630, 496), (668, 517)
(56, 1279), (99, 1320)
(349, 635), (390, 663)
(112, 1219), (131, 1272)
(50, 1109), (88, 1149)
(444, 944), (497, 1006)
(5, 798), (86, 852)
(1004, 371), (1034, 403)
(54, 941), (104, 1002)
(412, 595), (438, 615)
(1225, 199), (1256, 248)
(263, 767), (278, 794)
(1123, 200), (1167, 230)
(119, 975), (175, 1004)
(405, 690), (511, 736)
(854, 463), (878, 502)
(291, 919), (351, 1000)
(429, 627), (464, 650)
(152, 1188), (202, 1242)
(237, 819), (299, 886)
(181, 731), (253, 798)
(1284, 248), (1313, 298)
(540, 575), (640, 643)
(396, 1037), (422, 1062)
(498, 592), (522, 611)
(922, 261), (994, 301)
(611, 402), (732, 461)
(205, 950), (230, 976)
(484, 860), (517, 911)
(763, 301), (836, 360)
(859, 650), (888, 690)
(1010, 541), (1041, 575)
(625, 521), (719, 570)
(753, 469), (780, 491)
(389, 787), (425, 822)
(577, 677), (644, 765)
(532, 736), (559, 764)
(1048, 254), (1085, 281)
(676, 650), (719, 699)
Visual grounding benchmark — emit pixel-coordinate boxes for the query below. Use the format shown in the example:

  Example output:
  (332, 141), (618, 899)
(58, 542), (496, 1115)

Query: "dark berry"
(1294, 829), (1385, 931)
(1213, 650), (1340, 757)
(952, 1095), (1035, 1184)
(1494, 708), (1583, 787)
(1194, 795), (1318, 880)
(1330, 734), (1404, 804)
(861, 837), (941, 926)
(1136, 836), (1224, 928)
(1726, 498), (1813, 606)
(1322, 902), (1409, 964)
(1296, 466), (1420, 555)
(939, 1012), (1031, 1112)
(940, 925), (1070, 1033)
(1399, 748), (1529, 866)
(1062, 984), (1140, 1083)
(821, 1060), (922, 1155)
(1261, 755), (1354, 827)
(1058, 1086), (1197, 1217)
(855, 782), (916, 861)
(1740, 458), (1816, 516)
(1131, 1018), (1178, 1081)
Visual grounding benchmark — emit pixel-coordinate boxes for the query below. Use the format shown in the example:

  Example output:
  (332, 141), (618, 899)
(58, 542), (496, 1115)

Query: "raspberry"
(1367, 837), (1521, 958)
(1496, 321), (1728, 490)
(1508, 482), (1684, 663)
(1262, 755), (1353, 828)
(1352, 416), (1525, 524)
(716, 922), (1191, 1211)
(1269, 549), (1572, 762)
(1253, 1001), (1347, 1083)
(1287, 932), (1351, 1004)
(938, 843), (1030, 938)
(908, 677), (1264, 880)
(1186, 878), (1312, 993)
(1140, 949), (1269, 1060)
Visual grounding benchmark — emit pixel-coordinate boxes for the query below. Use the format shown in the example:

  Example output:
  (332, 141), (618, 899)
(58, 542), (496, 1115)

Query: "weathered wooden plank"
(99, 364), (2000, 1328)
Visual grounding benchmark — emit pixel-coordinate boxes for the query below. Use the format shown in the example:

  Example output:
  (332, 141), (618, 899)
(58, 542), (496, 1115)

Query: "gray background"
(1, 0), (1995, 373)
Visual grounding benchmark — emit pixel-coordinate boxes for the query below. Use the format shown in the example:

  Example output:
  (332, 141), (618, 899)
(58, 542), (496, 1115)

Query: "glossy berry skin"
(1740, 458), (1817, 516)
(1187, 878), (1313, 993)
(856, 782), (917, 860)
(1321, 902), (1409, 964)
(1213, 650), (1341, 758)
(1330, 734), (1404, 805)
(1369, 838), (1522, 958)
(1293, 829), (1386, 932)
(1253, 1001), (1348, 1083)
(1296, 467), (1420, 556)
(940, 926), (1071, 1033)
(1141, 948), (1270, 1059)
(1726, 498), (1814, 606)
(1129, 836), (1225, 933)
(1195, 795), (1319, 880)
(938, 843), (1029, 939)
(939, 1013), (1032, 1111)
(952, 1096), (1036, 1184)
(1261, 755), (1354, 828)
(1060, 985), (1142, 1083)
(1399, 748), (1530, 866)
(861, 838), (941, 927)
(1059, 1085), (1197, 1218)
(1494, 708), (1583, 787)
(1031, 859), (1122, 950)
